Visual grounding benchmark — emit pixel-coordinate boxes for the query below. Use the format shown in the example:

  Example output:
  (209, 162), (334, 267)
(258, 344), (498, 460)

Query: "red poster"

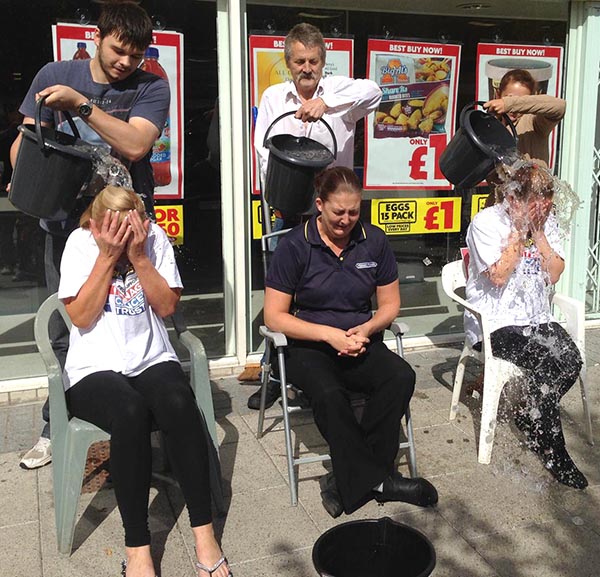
(248, 34), (354, 195)
(364, 39), (461, 190)
(52, 23), (185, 200)
(476, 43), (564, 170)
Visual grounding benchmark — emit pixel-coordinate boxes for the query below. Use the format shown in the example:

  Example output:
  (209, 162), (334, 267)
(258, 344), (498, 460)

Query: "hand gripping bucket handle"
(34, 95), (82, 152)
(460, 100), (518, 159)
(263, 110), (338, 159)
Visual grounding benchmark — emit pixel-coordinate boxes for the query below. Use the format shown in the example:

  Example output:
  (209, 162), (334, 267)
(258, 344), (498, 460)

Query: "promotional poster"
(475, 43), (564, 170)
(364, 39), (461, 189)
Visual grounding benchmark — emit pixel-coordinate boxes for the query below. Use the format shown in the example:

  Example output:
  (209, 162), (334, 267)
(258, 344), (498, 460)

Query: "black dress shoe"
(247, 377), (281, 410)
(374, 472), (438, 507)
(542, 446), (588, 489)
(319, 473), (343, 518)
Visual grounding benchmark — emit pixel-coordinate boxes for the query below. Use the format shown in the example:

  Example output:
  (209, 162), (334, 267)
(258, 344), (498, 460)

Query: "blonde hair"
(79, 185), (146, 229)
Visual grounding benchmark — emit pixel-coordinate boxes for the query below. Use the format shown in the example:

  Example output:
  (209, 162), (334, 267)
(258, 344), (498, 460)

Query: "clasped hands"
(90, 208), (150, 266)
(328, 325), (370, 358)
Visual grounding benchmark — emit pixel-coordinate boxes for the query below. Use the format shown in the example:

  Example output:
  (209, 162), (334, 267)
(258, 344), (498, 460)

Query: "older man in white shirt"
(248, 23), (382, 412)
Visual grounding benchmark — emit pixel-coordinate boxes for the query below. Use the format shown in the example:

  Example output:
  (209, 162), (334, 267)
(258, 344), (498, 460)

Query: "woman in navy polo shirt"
(264, 166), (438, 517)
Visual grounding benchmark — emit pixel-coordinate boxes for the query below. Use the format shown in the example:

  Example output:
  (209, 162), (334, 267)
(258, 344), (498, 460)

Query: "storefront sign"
(371, 197), (461, 235)
(52, 23), (185, 200)
(248, 34), (354, 196)
(364, 39), (461, 189)
(470, 193), (489, 220)
(476, 43), (564, 169)
(155, 205), (184, 245)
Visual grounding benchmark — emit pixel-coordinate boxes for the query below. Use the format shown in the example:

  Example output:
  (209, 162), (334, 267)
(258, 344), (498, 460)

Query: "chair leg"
(53, 432), (95, 555)
(404, 406), (418, 478)
(256, 347), (271, 439)
(477, 367), (504, 465)
(578, 365), (594, 445)
(450, 350), (469, 421)
(277, 348), (298, 506)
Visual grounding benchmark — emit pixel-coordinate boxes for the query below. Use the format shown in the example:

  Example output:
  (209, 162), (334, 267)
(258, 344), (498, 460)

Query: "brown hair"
(79, 185), (146, 229)
(314, 166), (362, 202)
(284, 23), (326, 64)
(97, 1), (153, 51)
(498, 69), (537, 97)
(505, 162), (555, 201)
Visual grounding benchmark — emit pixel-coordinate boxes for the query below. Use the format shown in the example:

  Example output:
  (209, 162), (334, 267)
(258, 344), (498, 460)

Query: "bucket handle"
(263, 110), (338, 160)
(459, 101), (518, 156)
(35, 95), (81, 153)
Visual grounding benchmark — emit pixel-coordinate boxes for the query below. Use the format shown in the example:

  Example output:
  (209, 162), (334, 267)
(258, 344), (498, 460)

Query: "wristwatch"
(78, 101), (93, 118)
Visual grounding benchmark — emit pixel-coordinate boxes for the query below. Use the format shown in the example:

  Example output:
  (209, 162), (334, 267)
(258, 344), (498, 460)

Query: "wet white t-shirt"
(58, 223), (183, 389)
(464, 202), (564, 346)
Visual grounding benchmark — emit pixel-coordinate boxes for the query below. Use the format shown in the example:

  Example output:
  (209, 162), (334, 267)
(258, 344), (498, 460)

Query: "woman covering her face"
(465, 162), (586, 489)
(58, 186), (232, 577)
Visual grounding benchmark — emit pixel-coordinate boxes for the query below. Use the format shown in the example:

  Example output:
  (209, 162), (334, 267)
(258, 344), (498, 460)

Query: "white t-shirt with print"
(464, 202), (564, 346)
(58, 223), (183, 389)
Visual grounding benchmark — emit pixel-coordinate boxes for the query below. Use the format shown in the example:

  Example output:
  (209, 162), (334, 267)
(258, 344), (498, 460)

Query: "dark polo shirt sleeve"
(266, 217), (398, 332)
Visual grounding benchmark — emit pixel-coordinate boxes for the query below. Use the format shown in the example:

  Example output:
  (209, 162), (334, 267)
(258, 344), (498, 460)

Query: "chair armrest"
(390, 321), (409, 337)
(177, 329), (218, 450)
(259, 325), (288, 347)
(552, 292), (585, 351)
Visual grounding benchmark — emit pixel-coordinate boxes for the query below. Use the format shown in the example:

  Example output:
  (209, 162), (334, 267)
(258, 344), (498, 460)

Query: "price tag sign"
(470, 193), (488, 220)
(371, 197), (461, 235)
(155, 205), (184, 245)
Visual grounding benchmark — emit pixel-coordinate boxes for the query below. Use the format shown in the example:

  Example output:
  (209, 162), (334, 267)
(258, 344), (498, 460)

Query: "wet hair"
(498, 69), (537, 97)
(97, 1), (153, 51)
(314, 166), (362, 202)
(284, 23), (326, 64)
(80, 185), (146, 229)
(502, 162), (555, 202)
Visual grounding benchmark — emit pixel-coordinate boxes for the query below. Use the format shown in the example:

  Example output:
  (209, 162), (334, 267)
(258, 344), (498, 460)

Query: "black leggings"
(66, 361), (211, 547)
(490, 322), (582, 451)
(283, 340), (415, 513)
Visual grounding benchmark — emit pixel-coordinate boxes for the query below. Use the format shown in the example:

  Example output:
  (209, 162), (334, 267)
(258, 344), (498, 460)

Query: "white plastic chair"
(256, 322), (418, 506)
(441, 259), (593, 465)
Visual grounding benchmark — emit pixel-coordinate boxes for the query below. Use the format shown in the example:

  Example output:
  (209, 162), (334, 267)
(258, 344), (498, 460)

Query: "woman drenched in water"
(464, 161), (586, 489)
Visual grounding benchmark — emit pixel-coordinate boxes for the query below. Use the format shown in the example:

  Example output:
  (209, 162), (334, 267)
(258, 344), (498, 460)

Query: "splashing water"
(477, 154), (584, 486)
(90, 146), (133, 189)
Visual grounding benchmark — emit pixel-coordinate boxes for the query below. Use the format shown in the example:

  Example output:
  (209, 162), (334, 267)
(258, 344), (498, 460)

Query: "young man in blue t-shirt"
(11, 2), (170, 471)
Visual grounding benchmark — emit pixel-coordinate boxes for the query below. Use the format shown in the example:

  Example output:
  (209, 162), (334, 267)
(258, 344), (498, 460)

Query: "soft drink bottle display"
(141, 47), (171, 187)
(73, 42), (91, 60)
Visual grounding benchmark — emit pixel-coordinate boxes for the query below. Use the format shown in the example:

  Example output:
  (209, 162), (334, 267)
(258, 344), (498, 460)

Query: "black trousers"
(284, 339), (415, 513)
(490, 322), (582, 451)
(66, 361), (212, 547)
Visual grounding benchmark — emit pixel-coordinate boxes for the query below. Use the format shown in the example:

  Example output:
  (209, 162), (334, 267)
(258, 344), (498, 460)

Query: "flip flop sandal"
(196, 555), (233, 576)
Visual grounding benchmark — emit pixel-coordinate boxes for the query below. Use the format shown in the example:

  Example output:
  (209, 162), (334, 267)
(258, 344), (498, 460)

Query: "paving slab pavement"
(1, 330), (600, 577)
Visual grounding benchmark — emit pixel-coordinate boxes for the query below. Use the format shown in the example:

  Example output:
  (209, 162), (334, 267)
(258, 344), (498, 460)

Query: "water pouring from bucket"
(9, 96), (134, 222)
(262, 110), (337, 217)
(439, 101), (518, 189)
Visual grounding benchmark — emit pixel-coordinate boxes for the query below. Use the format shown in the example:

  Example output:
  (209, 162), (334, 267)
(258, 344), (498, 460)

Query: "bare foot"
(194, 523), (232, 577)
(124, 545), (156, 577)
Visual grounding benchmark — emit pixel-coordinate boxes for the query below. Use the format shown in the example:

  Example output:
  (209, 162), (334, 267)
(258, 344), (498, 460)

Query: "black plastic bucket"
(263, 111), (337, 216)
(9, 96), (94, 221)
(439, 101), (517, 189)
(312, 517), (436, 577)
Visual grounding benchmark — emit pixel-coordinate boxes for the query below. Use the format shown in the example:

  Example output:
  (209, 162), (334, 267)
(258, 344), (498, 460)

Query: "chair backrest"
(34, 293), (72, 441)
(441, 259), (467, 300)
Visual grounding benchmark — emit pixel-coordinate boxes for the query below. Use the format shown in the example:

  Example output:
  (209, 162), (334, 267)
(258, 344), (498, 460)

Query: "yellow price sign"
(155, 205), (184, 245)
(371, 197), (461, 235)
(471, 193), (489, 220)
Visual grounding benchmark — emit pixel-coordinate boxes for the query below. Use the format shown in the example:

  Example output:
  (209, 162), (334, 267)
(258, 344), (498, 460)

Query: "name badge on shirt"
(355, 261), (378, 270)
